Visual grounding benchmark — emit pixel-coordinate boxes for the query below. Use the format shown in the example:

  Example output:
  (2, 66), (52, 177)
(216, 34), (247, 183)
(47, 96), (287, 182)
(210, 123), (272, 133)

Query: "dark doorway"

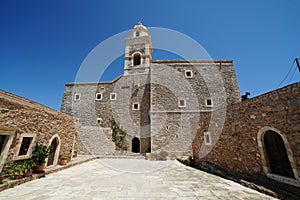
(133, 54), (141, 66)
(264, 131), (295, 178)
(132, 137), (140, 153)
(47, 138), (58, 166)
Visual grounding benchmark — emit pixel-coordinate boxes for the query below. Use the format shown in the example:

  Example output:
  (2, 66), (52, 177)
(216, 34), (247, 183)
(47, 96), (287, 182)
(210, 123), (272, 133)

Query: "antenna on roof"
(295, 58), (300, 72)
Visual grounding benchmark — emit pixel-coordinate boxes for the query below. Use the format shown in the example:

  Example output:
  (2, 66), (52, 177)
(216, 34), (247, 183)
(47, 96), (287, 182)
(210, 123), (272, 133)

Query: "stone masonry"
(0, 90), (80, 177)
(192, 82), (300, 186)
(61, 22), (241, 157)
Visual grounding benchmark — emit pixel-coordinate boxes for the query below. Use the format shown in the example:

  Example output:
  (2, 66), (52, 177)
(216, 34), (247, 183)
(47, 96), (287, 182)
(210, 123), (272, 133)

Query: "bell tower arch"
(124, 22), (152, 75)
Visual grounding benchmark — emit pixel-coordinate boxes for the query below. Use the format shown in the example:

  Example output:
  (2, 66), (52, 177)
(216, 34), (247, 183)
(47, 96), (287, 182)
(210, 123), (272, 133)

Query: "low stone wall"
(192, 82), (300, 180)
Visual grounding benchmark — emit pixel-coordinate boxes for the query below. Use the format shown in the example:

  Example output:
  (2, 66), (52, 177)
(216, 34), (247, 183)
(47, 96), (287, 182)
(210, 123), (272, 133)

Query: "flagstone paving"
(0, 159), (276, 199)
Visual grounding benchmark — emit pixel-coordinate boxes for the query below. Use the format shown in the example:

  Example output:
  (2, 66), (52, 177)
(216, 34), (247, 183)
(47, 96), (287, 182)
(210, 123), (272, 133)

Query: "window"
(74, 93), (80, 101)
(133, 54), (141, 66)
(0, 135), (8, 154)
(206, 99), (213, 107)
(0, 129), (16, 172)
(110, 93), (116, 100)
(96, 93), (102, 100)
(97, 118), (102, 124)
(136, 31), (140, 37)
(204, 132), (211, 145)
(179, 99), (186, 108)
(185, 70), (193, 78)
(132, 103), (139, 110)
(18, 137), (32, 156)
(14, 133), (36, 160)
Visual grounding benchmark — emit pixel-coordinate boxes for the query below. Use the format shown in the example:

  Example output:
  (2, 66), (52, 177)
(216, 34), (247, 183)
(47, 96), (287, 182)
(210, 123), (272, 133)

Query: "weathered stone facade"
(61, 23), (241, 156)
(0, 90), (79, 176)
(192, 82), (300, 185)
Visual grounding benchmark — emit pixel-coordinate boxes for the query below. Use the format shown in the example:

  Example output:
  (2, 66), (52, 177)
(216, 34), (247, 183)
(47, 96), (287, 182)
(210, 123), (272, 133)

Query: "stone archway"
(133, 53), (141, 66)
(46, 134), (61, 167)
(257, 126), (298, 180)
(264, 130), (295, 178)
(132, 137), (140, 153)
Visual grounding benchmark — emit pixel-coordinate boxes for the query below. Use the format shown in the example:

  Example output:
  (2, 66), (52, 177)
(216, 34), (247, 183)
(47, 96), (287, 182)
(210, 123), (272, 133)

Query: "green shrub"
(159, 150), (168, 157)
(32, 143), (51, 165)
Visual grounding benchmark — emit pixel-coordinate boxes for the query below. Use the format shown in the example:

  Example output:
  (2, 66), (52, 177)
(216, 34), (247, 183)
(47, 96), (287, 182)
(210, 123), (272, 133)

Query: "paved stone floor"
(0, 159), (276, 199)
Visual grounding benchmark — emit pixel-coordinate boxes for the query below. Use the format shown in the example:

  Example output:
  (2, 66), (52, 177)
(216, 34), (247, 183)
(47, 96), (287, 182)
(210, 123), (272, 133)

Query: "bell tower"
(124, 22), (152, 75)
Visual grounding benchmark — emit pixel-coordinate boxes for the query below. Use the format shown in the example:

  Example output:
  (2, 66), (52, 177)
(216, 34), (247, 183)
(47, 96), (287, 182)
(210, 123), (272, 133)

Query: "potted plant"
(60, 156), (68, 165)
(149, 153), (158, 161)
(10, 163), (25, 179)
(23, 159), (35, 177)
(159, 150), (168, 161)
(32, 143), (51, 172)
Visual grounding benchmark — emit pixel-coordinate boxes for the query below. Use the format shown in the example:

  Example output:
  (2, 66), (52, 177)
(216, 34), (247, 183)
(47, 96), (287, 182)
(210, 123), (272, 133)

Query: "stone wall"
(0, 90), (79, 175)
(61, 73), (152, 153)
(150, 61), (240, 156)
(192, 82), (300, 181)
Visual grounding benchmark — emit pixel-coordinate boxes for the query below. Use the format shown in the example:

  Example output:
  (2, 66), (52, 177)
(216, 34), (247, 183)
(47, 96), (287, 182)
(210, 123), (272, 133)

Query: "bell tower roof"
(133, 21), (148, 30)
(129, 21), (151, 38)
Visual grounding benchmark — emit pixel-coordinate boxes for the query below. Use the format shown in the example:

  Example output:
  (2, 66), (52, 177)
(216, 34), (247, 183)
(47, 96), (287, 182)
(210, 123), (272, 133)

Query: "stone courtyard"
(0, 159), (275, 199)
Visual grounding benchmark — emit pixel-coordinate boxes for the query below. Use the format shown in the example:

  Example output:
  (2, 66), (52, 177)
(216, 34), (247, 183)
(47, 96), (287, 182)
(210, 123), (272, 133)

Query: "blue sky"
(0, 0), (299, 111)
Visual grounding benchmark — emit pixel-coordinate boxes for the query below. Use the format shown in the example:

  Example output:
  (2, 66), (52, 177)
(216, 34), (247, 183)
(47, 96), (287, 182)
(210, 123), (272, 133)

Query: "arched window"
(133, 54), (141, 66)
(135, 31), (140, 37)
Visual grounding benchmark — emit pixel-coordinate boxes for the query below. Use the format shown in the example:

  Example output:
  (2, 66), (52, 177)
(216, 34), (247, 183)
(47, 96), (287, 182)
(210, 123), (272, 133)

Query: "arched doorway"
(47, 138), (58, 166)
(264, 130), (295, 178)
(132, 137), (140, 153)
(133, 54), (141, 66)
(46, 135), (61, 167)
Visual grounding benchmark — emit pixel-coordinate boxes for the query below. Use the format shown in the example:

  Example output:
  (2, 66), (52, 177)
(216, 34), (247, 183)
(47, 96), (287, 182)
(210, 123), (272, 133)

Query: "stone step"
(96, 153), (146, 159)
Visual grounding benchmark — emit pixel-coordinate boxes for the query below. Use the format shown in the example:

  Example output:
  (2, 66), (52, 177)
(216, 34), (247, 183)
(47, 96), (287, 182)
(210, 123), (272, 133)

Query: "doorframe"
(0, 127), (17, 173)
(46, 134), (61, 167)
(257, 126), (299, 180)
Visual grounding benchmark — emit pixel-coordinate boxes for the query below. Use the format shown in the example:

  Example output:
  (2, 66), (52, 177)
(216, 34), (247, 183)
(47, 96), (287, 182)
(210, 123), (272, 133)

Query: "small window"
(204, 132), (211, 145)
(96, 93), (102, 100)
(18, 137), (32, 156)
(110, 93), (116, 100)
(0, 135), (8, 154)
(179, 99), (186, 108)
(74, 93), (81, 101)
(133, 54), (141, 66)
(14, 133), (36, 160)
(132, 103), (139, 110)
(97, 118), (102, 124)
(206, 99), (213, 107)
(136, 31), (140, 37)
(185, 70), (193, 78)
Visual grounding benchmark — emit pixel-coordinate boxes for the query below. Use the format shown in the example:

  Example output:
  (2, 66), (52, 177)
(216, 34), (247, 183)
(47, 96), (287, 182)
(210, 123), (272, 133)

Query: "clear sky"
(0, 0), (299, 111)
